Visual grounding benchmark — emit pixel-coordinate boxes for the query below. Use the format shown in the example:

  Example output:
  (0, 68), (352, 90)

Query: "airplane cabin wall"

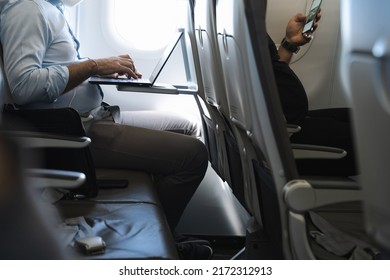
(266, 0), (347, 110)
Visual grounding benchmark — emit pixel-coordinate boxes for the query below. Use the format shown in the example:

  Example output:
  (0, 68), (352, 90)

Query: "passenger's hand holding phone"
(284, 9), (321, 47)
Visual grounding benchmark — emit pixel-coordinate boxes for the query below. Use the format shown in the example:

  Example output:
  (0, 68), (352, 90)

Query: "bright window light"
(113, 0), (186, 51)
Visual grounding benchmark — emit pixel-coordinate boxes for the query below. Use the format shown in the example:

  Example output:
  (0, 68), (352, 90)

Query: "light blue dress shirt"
(0, 0), (102, 113)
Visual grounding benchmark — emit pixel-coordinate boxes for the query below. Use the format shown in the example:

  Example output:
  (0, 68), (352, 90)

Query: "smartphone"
(302, 0), (322, 34)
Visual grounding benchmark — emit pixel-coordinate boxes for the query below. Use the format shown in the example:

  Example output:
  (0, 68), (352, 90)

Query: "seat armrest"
(292, 143), (347, 160)
(3, 130), (91, 149)
(286, 123), (301, 136)
(283, 178), (361, 213)
(25, 168), (86, 189)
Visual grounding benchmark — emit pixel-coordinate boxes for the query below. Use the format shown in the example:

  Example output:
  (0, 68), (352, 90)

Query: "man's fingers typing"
(93, 56), (140, 78)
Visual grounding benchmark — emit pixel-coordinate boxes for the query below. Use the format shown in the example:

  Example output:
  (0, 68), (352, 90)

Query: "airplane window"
(112, 0), (187, 51)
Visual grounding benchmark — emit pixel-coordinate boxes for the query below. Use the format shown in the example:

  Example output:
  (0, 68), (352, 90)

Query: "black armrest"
(2, 107), (98, 198)
(286, 123), (301, 135)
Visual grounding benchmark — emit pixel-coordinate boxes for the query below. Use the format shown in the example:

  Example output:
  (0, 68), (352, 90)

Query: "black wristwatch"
(280, 38), (300, 54)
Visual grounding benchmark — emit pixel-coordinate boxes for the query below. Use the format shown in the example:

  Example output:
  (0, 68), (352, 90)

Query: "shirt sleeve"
(0, 1), (69, 106)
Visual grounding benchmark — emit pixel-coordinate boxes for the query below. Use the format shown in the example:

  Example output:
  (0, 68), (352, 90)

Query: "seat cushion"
(55, 201), (178, 259)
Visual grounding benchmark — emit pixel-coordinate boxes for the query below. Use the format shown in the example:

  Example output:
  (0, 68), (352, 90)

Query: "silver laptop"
(89, 31), (183, 87)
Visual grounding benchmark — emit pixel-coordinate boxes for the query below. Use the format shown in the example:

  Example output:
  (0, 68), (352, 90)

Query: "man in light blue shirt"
(0, 0), (141, 115)
(1, 0), (201, 134)
(0, 0), (209, 247)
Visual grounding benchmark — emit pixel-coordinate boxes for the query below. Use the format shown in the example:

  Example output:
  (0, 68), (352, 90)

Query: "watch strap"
(281, 38), (300, 54)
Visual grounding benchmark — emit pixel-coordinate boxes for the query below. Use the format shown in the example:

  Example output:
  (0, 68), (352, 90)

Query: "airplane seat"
(216, 0), (381, 259)
(340, 0), (390, 255)
(192, 0), (247, 205)
(0, 45), (178, 259)
(193, 0), (256, 211)
(0, 56), (161, 203)
(215, 0), (281, 259)
(0, 130), (75, 259)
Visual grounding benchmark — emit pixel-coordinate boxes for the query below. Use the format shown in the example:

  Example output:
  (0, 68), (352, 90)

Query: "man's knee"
(188, 138), (209, 176)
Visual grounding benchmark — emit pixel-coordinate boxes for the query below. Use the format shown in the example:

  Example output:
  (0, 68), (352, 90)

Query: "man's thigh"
(87, 119), (204, 174)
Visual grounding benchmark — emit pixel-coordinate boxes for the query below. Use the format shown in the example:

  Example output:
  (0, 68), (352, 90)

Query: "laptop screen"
(148, 31), (183, 83)
(88, 31), (183, 86)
